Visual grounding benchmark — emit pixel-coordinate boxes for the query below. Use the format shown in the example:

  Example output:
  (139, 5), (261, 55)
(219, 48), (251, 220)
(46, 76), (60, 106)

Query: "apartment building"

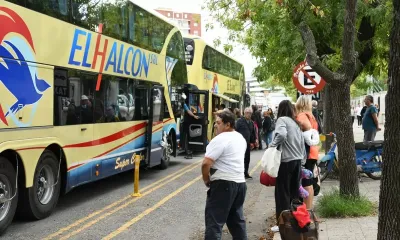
(155, 8), (202, 36)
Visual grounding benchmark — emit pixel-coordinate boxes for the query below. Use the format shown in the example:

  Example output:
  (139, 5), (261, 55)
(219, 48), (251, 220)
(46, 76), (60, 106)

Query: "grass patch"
(316, 189), (376, 218)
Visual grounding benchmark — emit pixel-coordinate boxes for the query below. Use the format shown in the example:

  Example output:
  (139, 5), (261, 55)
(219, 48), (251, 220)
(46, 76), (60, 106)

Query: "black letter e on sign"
(303, 69), (316, 86)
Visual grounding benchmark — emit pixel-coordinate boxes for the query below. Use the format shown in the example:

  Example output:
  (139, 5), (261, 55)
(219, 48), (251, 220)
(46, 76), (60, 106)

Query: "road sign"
(297, 91), (320, 101)
(293, 61), (326, 94)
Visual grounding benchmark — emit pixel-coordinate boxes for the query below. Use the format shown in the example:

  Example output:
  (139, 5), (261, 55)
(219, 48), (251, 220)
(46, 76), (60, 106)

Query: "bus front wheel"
(19, 150), (61, 220)
(0, 157), (18, 235)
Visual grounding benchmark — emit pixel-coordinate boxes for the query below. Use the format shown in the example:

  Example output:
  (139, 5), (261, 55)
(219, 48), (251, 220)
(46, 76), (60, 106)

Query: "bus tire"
(160, 133), (173, 170)
(0, 157), (18, 235)
(20, 150), (60, 220)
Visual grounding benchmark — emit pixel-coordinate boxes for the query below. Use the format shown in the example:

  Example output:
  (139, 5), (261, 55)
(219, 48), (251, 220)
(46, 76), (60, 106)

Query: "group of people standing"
(202, 96), (321, 239)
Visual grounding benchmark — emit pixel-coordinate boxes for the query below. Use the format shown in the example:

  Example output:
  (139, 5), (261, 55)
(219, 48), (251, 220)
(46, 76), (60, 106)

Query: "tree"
(300, 0), (360, 196)
(206, 0), (391, 196)
(378, 0), (400, 238)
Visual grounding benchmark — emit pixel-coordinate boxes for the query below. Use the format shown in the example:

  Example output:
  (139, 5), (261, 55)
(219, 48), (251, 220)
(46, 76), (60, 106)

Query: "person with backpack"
(262, 110), (274, 148)
(296, 96), (320, 210)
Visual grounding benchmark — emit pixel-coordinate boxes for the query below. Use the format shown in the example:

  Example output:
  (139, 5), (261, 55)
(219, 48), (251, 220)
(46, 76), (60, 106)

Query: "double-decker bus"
(0, 0), (187, 233)
(179, 35), (246, 151)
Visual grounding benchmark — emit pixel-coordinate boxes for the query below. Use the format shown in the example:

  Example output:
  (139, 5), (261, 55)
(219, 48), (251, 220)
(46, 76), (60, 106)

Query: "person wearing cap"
(77, 95), (93, 124)
(181, 93), (199, 159)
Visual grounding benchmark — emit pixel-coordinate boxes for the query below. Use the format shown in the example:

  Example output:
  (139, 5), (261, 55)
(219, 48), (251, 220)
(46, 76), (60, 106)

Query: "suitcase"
(278, 209), (319, 240)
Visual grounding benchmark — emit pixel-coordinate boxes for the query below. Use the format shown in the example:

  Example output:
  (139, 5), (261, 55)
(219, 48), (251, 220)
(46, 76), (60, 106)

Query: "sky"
(136, 0), (258, 78)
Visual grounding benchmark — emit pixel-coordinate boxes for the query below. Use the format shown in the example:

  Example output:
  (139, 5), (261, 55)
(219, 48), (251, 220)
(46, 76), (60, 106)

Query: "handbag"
(261, 145), (282, 177)
(260, 170), (276, 186)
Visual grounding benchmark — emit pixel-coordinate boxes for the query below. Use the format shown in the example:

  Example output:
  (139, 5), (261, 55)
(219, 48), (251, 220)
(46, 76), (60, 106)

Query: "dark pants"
(275, 160), (301, 221)
(244, 143), (250, 175)
(183, 124), (192, 157)
(258, 131), (263, 150)
(205, 180), (247, 240)
(357, 116), (362, 126)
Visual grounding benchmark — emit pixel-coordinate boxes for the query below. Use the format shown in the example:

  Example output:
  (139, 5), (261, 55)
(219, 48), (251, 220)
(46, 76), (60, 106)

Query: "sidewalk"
(273, 123), (382, 240)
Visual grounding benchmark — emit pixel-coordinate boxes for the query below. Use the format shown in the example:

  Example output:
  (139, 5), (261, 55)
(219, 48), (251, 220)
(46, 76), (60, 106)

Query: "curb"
(273, 232), (281, 240)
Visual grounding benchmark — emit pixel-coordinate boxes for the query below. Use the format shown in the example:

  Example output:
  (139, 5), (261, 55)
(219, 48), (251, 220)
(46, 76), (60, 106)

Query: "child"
(299, 168), (313, 199)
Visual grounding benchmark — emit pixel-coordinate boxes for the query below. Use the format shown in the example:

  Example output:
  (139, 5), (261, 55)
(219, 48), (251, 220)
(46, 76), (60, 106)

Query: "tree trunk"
(323, 84), (334, 153)
(377, 0), (400, 238)
(330, 81), (359, 197)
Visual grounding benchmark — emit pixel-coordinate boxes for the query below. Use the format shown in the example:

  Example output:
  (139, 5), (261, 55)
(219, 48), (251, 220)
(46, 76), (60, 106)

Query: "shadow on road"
(13, 160), (183, 223)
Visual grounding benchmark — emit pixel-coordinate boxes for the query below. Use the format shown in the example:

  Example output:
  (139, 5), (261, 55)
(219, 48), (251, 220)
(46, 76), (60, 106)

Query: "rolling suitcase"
(278, 201), (319, 240)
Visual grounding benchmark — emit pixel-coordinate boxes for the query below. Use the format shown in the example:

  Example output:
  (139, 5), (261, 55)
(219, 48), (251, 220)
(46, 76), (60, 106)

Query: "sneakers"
(245, 174), (253, 179)
(271, 225), (279, 232)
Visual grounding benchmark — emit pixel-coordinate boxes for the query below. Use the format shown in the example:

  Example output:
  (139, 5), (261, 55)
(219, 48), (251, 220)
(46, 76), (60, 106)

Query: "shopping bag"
(261, 146), (282, 177)
(260, 170), (276, 186)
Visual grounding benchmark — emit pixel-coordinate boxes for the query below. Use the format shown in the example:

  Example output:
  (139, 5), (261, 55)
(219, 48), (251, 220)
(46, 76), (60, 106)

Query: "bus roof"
(130, 1), (180, 29)
(183, 35), (244, 67)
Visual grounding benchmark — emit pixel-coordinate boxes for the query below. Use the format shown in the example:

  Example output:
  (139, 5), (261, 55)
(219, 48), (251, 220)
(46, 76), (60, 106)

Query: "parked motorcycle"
(318, 132), (382, 182)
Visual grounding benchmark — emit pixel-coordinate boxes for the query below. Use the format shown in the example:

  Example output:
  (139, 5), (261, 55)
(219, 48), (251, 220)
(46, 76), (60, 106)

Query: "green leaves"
(205, 0), (391, 92)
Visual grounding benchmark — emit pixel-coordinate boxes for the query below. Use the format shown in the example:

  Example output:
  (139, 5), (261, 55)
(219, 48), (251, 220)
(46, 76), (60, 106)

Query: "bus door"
(145, 85), (165, 167)
(185, 90), (209, 152)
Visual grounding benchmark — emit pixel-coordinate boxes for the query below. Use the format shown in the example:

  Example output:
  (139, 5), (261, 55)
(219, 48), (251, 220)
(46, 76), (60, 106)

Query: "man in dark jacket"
(312, 100), (322, 133)
(251, 105), (263, 150)
(236, 107), (256, 179)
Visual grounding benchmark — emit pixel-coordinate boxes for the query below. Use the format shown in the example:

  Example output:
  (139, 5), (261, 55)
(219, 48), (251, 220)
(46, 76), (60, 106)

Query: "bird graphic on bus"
(0, 7), (50, 126)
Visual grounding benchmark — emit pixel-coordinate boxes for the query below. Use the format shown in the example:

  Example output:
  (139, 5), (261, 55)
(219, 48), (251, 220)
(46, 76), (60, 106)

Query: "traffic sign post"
(292, 61), (326, 94)
(297, 91), (320, 101)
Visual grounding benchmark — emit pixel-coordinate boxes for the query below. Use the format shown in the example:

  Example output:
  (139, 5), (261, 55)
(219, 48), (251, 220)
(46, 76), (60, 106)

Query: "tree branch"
(297, 21), (340, 84)
(341, 0), (358, 79)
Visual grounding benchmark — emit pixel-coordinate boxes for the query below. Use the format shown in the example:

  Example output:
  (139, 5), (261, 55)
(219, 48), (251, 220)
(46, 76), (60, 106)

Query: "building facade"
(245, 77), (292, 110)
(155, 8), (202, 36)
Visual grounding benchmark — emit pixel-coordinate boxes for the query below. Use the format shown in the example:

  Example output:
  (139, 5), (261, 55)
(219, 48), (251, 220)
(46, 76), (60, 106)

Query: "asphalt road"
(3, 149), (271, 240)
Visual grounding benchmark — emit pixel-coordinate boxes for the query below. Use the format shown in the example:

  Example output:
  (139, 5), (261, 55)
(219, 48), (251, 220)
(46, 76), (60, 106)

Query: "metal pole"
(131, 154), (142, 197)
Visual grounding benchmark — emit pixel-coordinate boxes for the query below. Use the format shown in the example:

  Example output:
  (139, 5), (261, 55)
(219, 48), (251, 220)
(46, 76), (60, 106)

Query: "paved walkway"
(273, 122), (383, 240)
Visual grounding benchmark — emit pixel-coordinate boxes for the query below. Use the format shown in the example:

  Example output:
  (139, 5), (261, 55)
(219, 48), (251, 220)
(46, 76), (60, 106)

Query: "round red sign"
(292, 61), (326, 94)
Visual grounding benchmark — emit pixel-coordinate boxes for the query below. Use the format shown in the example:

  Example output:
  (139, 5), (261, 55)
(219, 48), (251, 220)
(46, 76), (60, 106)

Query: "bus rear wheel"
(19, 150), (61, 220)
(0, 157), (18, 235)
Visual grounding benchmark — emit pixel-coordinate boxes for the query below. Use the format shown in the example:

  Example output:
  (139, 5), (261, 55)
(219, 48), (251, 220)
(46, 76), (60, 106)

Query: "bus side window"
(163, 95), (171, 119)
(171, 89), (183, 120)
(53, 69), (96, 126)
(77, 72), (96, 124)
(54, 68), (70, 126)
(8, 0), (69, 22)
(133, 81), (149, 120)
(71, 0), (97, 30)
(94, 76), (138, 123)
(152, 88), (163, 122)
